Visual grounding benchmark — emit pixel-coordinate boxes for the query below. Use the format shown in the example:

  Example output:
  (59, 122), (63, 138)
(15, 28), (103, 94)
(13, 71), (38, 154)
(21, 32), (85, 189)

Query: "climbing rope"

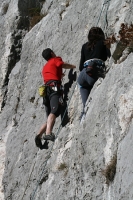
(21, 0), (111, 199)
(103, 0), (111, 31)
(20, 74), (77, 200)
(30, 81), (77, 200)
(20, 82), (76, 200)
(21, 154), (37, 200)
(96, 0), (111, 30)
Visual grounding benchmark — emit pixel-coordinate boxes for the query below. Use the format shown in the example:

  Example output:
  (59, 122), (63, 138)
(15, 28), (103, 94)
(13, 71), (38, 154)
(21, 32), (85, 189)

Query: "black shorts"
(43, 87), (62, 117)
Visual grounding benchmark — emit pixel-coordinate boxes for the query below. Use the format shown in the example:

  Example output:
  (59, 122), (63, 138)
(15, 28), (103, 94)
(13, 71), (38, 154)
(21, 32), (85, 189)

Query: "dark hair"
(42, 48), (53, 61)
(87, 27), (105, 49)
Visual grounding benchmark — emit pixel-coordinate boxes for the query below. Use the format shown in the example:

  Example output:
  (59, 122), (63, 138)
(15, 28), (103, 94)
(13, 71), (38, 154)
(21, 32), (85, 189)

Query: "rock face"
(0, 0), (133, 199)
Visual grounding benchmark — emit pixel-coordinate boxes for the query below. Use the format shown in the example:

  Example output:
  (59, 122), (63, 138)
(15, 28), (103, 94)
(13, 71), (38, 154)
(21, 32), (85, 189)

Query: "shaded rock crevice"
(1, 0), (43, 110)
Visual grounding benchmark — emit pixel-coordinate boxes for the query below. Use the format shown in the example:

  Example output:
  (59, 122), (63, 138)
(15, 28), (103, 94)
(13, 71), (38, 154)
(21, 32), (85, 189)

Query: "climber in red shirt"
(35, 48), (76, 149)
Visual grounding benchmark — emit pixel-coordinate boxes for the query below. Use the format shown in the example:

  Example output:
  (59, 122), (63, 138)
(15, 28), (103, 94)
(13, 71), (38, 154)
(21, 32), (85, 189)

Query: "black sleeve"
(95, 40), (107, 61)
(106, 47), (111, 58)
(79, 45), (85, 71)
(94, 40), (112, 61)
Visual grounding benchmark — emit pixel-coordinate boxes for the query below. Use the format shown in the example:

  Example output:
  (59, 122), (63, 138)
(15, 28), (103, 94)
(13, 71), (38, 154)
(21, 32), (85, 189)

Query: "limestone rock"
(0, 0), (133, 199)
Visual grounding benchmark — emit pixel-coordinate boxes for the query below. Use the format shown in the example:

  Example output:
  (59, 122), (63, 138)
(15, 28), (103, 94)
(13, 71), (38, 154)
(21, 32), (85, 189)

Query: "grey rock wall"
(0, 0), (133, 199)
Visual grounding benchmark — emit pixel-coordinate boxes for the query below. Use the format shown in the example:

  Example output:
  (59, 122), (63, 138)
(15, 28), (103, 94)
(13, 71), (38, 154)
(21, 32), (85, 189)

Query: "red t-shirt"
(42, 57), (64, 83)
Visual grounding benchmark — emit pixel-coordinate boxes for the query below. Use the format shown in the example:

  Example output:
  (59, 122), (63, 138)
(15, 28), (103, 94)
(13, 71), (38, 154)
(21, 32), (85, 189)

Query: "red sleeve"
(54, 57), (64, 67)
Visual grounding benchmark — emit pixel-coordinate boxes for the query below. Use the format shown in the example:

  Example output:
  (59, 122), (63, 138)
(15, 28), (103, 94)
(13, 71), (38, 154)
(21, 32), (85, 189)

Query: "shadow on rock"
(61, 69), (77, 127)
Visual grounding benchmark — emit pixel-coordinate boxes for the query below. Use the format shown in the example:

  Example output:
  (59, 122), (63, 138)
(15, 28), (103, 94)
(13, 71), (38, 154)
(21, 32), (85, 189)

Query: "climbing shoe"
(43, 133), (55, 142)
(41, 140), (49, 149)
(35, 135), (42, 149)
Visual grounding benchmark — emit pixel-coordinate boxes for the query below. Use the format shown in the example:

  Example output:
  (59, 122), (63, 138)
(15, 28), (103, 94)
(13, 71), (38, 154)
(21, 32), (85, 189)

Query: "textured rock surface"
(0, 0), (133, 199)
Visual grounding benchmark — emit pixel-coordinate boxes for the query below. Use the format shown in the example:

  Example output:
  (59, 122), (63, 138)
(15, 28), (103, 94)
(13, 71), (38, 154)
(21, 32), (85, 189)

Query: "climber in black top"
(78, 27), (111, 120)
